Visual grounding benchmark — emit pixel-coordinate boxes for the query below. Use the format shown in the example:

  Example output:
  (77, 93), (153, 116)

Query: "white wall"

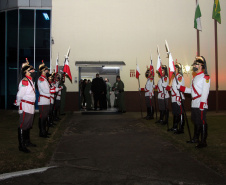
(52, 0), (226, 92)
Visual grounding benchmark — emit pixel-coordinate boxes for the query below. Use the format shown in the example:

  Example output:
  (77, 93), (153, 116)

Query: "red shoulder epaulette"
(204, 75), (210, 80)
(178, 76), (182, 81)
(39, 77), (44, 81)
(22, 79), (28, 86)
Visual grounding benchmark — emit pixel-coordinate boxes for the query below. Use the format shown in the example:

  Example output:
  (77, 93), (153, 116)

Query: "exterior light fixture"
(182, 65), (191, 75)
(43, 13), (50, 20)
(102, 67), (120, 69)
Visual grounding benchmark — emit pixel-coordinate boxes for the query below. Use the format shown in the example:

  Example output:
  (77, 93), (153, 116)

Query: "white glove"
(177, 101), (181, 106)
(138, 88), (141, 91)
(14, 100), (19, 106)
(89, 90), (92, 94)
(55, 88), (59, 92)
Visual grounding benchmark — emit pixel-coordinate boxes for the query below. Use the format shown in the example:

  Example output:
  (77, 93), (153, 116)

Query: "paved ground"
(1, 111), (226, 185)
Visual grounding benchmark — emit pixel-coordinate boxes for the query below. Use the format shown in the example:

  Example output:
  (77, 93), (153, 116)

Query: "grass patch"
(0, 110), (71, 174)
(140, 112), (226, 177)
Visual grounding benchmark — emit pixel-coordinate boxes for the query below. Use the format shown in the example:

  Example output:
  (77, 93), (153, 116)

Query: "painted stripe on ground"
(0, 166), (57, 181)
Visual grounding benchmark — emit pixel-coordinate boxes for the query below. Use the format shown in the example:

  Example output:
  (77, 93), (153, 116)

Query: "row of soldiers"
(15, 60), (64, 153)
(142, 56), (210, 149)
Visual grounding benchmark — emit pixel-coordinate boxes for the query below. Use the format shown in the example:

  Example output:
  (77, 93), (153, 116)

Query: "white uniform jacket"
(16, 75), (36, 114)
(144, 78), (154, 97)
(50, 82), (55, 105)
(157, 76), (169, 99)
(180, 72), (210, 110)
(38, 75), (57, 105)
(171, 74), (185, 103)
(55, 81), (63, 101)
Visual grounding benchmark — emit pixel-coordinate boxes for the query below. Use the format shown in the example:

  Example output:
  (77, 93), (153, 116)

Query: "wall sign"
(130, 69), (135, 77)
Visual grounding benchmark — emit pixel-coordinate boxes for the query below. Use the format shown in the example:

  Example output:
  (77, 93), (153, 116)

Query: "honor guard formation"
(141, 56), (210, 149)
(15, 55), (210, 153)
(15, 59), (65, 153)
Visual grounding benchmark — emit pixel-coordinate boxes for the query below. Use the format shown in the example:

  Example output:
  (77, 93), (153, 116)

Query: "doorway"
(75, 61), (125, 111)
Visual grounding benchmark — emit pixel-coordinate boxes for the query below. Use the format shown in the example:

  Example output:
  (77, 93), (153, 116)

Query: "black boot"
(47, 115), (54, 127)
(149, 106), (154, 120)
(196, 124), (208, 148)
(25, 129), (37, 147)
(146, 107), (152, 120)
(159, 110), (165, 124)
(187, 124), (199, 143)
(18, 128), (30, 153)
(53, 109), (60, 121)
(168, 115), (177, 131)
(162, 110), (169, 125)
(155, 111), (161, 123)
(39, 118), (49, 138)
(175, 114), (185, 134)
(144, 107), (150, 119)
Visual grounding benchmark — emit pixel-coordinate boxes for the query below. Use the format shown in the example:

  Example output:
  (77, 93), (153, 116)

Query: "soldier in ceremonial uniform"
(141, 68), (155, 120)
(15, 61), (36, 153)
(48, 72), (57, 127)
(54, 72), (63, 120)
(178, 56), (210, 148)
(166, 63), (185, 133)
(115, 75), (126, 113)
(38, 62), (58, 138)
(155, 65), (169, 124)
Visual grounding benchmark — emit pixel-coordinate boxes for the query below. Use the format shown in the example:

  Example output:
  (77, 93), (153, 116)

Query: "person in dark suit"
(91, 74), (105, 110)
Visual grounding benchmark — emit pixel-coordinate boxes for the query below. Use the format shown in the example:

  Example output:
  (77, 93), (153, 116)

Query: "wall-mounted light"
(51, 37), (54, 44)
(182, 65), (191, 75)
(43, 13), (50, 20)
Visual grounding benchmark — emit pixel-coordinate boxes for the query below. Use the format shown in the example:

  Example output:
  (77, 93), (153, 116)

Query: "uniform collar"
(41, 74), (46, 78)
(25, 75), (32, 80)
(196, 71), (204, 76)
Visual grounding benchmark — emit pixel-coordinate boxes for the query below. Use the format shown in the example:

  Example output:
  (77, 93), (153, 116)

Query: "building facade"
(1, 0), (226, 111)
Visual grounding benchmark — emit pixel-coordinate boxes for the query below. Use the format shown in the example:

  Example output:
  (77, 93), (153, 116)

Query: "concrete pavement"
(0, 111), (226, 185)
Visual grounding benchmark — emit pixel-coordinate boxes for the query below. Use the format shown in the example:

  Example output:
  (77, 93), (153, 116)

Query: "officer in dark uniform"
(115, 75), (126, 113)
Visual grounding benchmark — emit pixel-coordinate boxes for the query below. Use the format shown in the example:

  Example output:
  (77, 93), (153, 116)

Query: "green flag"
(194, 0), (202, 31)
(212, 0), (221, 24)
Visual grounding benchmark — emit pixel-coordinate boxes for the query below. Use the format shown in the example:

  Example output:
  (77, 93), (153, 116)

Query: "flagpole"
(165, 40), (192, 141)
(138, 76), (143, 118)
(197, 30), (200, 56)
(214, 19), (219, 113)
(196, 0), (200, 56)
(136, 58), (143, 118)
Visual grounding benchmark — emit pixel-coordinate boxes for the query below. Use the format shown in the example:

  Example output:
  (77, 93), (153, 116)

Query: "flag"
(168, 52), (175, 80)
(136, 63), (140, 79)
(194, 0), (202, 31)
(150, 56), (155, 77)
(212, 0), (221, 24)
(63, 58), (72, 82)
(55, 54), (59, 73)
(156, 54), (162, 77)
